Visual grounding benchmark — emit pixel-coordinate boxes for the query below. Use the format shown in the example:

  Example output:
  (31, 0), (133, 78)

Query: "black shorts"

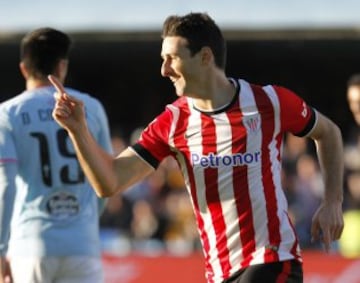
(222, 259), (303, 283)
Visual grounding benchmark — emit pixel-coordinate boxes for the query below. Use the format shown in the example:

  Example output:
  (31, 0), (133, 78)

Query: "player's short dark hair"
(347, 74), (360, 87)
(162, 12), (227, 70)
(20, 27), (71, 79)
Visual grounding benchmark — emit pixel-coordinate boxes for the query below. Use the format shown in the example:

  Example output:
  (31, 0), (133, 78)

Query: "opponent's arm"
(48, 75), (154, 197)
(0, 163), (16, 283)
(308, 111), (344, 252)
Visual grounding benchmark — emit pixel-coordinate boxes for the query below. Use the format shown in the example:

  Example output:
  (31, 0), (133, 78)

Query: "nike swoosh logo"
(184, 132), (199, 139)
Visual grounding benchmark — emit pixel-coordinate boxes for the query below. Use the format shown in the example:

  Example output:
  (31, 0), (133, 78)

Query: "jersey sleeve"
(0, 112), (17, 255)
(0, 162), (17, 255)
(131, 109), (173, 169)
(0, 112), (17, 164)
(274, 86), (316, 137)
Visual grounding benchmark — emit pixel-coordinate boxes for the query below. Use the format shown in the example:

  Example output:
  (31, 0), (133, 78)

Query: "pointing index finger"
(48, 75), (65, 94)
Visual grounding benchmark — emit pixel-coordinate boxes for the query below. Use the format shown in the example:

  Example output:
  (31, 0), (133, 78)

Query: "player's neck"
(26, 78), (52, 90)
(192, 77), (236, 112)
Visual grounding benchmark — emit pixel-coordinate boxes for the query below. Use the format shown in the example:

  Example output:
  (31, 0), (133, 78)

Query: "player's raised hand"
(48, 75), (86, 132)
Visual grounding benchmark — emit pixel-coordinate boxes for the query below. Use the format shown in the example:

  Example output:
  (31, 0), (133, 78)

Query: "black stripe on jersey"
(131, 143), (160, 169)
(294, 107), (317, 137)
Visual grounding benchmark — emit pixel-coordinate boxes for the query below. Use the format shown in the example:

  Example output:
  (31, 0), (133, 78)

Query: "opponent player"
(49, 13), (344, 283)
(0, 28), (112, 282)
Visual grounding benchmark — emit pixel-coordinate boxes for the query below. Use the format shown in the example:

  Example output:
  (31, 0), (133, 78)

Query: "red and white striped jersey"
(131, 78), (316, 283)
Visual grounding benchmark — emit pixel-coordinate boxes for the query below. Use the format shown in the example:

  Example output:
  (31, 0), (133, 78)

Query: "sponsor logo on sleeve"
(301, 102), (308, 118)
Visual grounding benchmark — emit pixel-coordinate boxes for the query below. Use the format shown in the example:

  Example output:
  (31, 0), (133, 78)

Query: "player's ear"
(200, 47), (214, 66)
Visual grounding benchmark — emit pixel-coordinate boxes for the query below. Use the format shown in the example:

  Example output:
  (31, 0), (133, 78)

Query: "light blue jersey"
(0, 86), (112, 257)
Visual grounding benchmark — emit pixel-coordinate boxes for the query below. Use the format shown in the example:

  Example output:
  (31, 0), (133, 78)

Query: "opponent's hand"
(0, 257), (12, 283)
(48, 75), (86, 132)
(311, 200), (344, 252)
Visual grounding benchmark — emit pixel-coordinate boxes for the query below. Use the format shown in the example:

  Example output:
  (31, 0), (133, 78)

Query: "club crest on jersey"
(243, 115), (261, 133)
(46, 191), (80, 219)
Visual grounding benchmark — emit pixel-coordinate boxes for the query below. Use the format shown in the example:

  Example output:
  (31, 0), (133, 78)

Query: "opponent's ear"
(19, 61), (29, 79)
(55, 59), (69, 83)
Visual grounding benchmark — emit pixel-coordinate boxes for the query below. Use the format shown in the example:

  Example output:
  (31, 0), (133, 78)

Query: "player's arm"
(93, 98), (115, 212)
(69, 126), (153, 197)
(48, 75), (154, 197)
(307, 111), (344, 252)
(275, 85), (344, 251)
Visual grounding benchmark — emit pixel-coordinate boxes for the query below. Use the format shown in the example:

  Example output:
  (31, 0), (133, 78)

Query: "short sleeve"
(131, 109), (174, 168)
(0, 113), (17, 164)
(274, 86), (316, 137)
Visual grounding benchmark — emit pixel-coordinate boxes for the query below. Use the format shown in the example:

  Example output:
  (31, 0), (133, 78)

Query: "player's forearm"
(67, 126), (119, 197)
(315, 123), (344, 203)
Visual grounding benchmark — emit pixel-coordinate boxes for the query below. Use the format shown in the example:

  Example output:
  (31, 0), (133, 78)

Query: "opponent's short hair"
(20, 27), (71, 79)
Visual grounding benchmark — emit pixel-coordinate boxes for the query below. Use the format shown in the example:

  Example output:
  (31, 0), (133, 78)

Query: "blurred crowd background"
(2, 0), (360, 264)
(1, 32), (360, 262)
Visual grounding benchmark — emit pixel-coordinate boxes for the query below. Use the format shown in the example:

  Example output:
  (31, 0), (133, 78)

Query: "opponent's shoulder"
(66, 88), (105, 109)
(0, 91), (34, 120)
(65, 88), (95, 102)
(0, 91), (27, 109)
